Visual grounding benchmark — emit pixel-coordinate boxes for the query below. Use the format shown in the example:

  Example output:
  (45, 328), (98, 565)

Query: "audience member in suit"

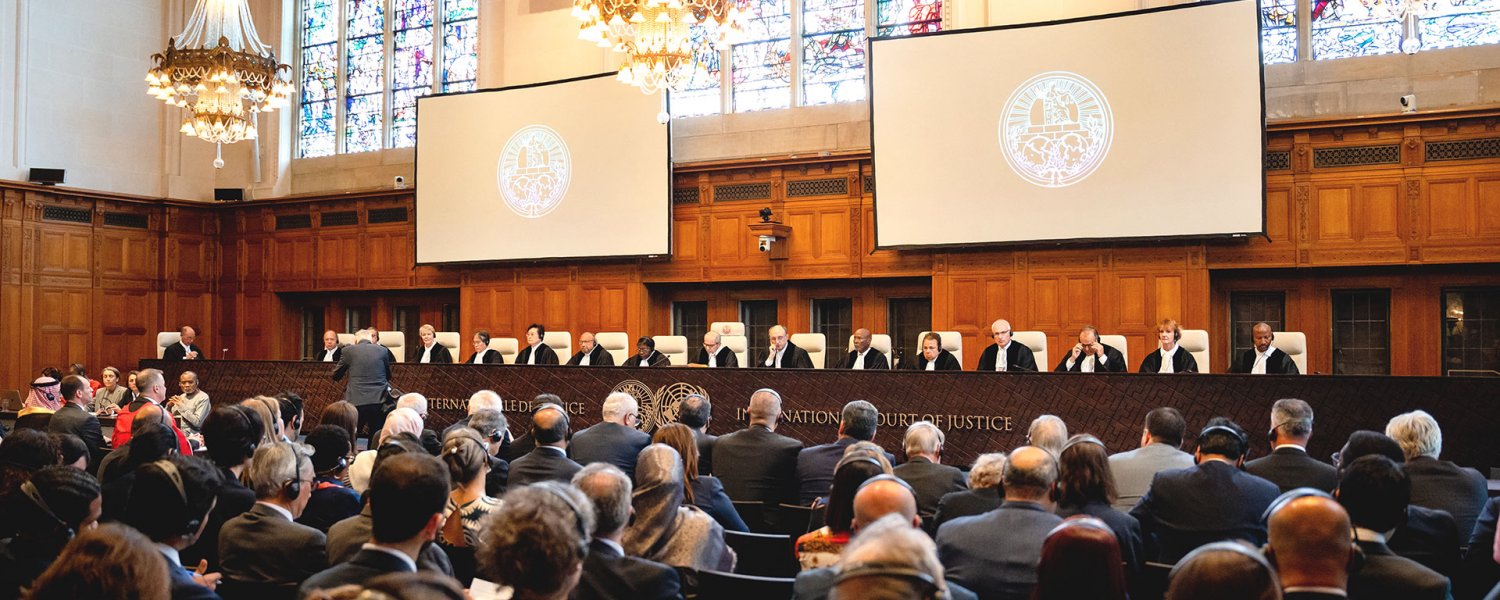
(713, 388), (805, 505)
(1464, 498), (1500, 598)
(461, 407), (512, 497)
(570, 393), (653, 477)
(1165, 541), (1283, 600)
(163, 325), (204, 360)
(440, 389), (502, 444)
(1387, 409), (1488, 541)
(842, 328), (890, 370)
(332, 329), (394, 442)
(938, 445), (1064, 600)
(1055, 435), (1144, 573)
(694, 330), (738, 367)
(1055, 325), (1127, 373)
(1130, 418), (1282, 563)
(466, 330), (505, 364)
(976, 319), (1038, 372)
(1334, 430), (1462, 579)
(1026, 415), (1070, 460)
(572, 463), (683, 600)
(0, 466), (102, 599)
(180, 405), (262, 572)
(916, 331), (962, 371)
(509, 403), (584, 487)
(302, 452), (450, 595)
(217, 442), (328, 594)
(652, 423), (747, 532)
(625, 444), (736, 572)
(123, 456), (223, 600)
(835, 514), (979, 600)
(1109, 407), (1194, 512)
(1137, 318), (1200, 373)
(1245, 398), (1340, 492)
(1338, 455), (1453, 600)
(797, 400), (894, 504)
(763, 324), (815, 368)
(1232, 322), (1301, 374)
(413, 324), (453, 364)
(517, 323), (561, 365)
(1264, 491), (1363, 600)
(892, 421), (967, 530)
(934, 453), (1005, 531)
(1033, 518), (1130, 600)
(631, 337), (671, 367)
(475, 483), (592, 600)
(314, 330), (344, 363)
(46, 375), (110, 472)
(567, 332), (616, 366)
(325, 437), (454, 576)
(677, 394), (717, 476)
(296, 425), (363, 533)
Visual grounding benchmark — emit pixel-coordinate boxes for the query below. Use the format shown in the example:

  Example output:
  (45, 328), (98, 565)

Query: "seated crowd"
(0, 367), (1497, 600)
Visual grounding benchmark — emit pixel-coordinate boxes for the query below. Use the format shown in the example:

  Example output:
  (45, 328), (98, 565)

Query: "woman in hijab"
(624, 444), (735, 572)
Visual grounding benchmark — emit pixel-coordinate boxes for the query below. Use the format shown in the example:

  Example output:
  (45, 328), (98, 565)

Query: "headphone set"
(1259, 488), (1366, 575)
(1267, 418), (1312, 445)
(20, 480), (76, 541)
(1195, 424), (1249, 462)
(229, 405), (260, 459)
(535, 483), (590, 559)
(282, 448), (308, 498)
(834, 562), (948, 600)
(856, 473), (917, 497)
(150, 459), (204, 536)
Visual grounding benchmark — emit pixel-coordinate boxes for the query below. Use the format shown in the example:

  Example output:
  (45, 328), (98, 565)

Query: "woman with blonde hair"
(239, 396), (283, 444)
(349, 407), (424, 493)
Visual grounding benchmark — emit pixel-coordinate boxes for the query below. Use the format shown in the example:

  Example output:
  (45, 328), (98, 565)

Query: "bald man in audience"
(567, 332), (615, 366)
(713, 388), (804, 505)
(507, 403), (582, 487)
(938, 446), (1064, 600)
(1265, 494), (1360, 599)
(1233, 322), (1300, 374)
(763, 325), (814, 368)
(315, 330), (343, 362)
(842, 328), (889, 370)
(695, 331), (737, 367)
(977, 319), (1038, 372)
(163, 325), (203, 360)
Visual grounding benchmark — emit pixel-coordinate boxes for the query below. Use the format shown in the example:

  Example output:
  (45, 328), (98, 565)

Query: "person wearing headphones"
(1138, 318), (1199, 373)
(217, 442), (327, 594)
(296, 425), (363, 533)
(1234, 322), (1300, 374)
(1264, 491), (1365, 600)
(477, 482), (594, 600)
(0, 466), (102, 598)
(1129, 418), (1282, 563)
(836, 514), (962, 600)
(508, 403), (583, 487)
(1246, 399), (1339, 493)
(936, 445), (1064, 600)
(124, 455), (224, 600)
(180, 405), (262, 572)
(1165, 541), (1283, 600)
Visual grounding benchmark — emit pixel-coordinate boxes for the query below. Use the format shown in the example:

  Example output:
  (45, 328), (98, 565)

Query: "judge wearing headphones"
(1138, 319), (1199, 374)
(218, 442), (328, 592)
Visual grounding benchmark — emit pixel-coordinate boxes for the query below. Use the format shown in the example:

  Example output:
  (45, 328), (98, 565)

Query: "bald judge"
(976, 319), (1037, 372)
(567, 332), (615, 366)
(696, 331), (738, 367)
(843, 328), (889, 369)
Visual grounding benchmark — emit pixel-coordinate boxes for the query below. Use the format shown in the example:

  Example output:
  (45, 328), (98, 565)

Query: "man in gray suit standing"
(1108, 407), (1194, 511)
(333, 328), (392, 442)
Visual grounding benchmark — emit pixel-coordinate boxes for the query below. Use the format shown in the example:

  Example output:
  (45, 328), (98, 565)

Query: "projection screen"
(870, 0), (1263, 248)
(416, 73), (670, 264)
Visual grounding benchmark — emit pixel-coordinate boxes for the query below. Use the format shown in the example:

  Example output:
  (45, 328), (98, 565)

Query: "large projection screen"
(870, 0), (1263, 248)
(416, 73), (670, 264)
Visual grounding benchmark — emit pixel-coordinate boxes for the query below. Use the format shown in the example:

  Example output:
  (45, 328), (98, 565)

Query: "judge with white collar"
(1138, 318), (1199, 374)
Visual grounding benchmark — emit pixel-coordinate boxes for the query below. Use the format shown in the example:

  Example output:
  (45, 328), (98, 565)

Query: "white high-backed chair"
(1179, 329), (1210, 373)
(710, 321), (746, 336)
(378, 331), (406, 363)
(488, 337), (520, 364)
(595, 332), (631, 365)
(337, 333), (356, 347)
(722, 334), (749, 368)
(1273, 331), (1308, 374)
(435, 332), (461, 358)
(790, 333), (827, 369)
(653, 335), (689, 365)
(543, 331), (573, 361)
(1100, 334), (1128, 367)
(156, 332), (182, 359)
(846, 334), (895, 368)
(917, 331), (964, 365)
(1011, 331), (1049, 371)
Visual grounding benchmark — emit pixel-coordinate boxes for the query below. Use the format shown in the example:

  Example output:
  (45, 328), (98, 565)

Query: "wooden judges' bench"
(141, 360), (1500, 472)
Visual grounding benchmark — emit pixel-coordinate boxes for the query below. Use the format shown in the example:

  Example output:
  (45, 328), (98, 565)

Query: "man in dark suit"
(1264, 493), (1362, 600)
(509, 404), (584, 487)
(976, 320), (1037, 372)
(695, 331), (738, 367)
(572, 463), (682, 600)
(125, 455), (224, 600)
(466, 330), (505, 364)
(218, 442), (327, 594)
(934, 453), (1005, 531)
(1334, 430), (1461, 579)
(570, 393), (652, 477)
(916, 332), (961, 371)
(762, 325), (814, 368)
(841, 328), (890, 370)
(796, 400), (893, 504)
(567, 332), (615, 366)
(413, 324), (453, 363)
(181, 405), (262, 572)
(630, 337), (671, 367)
(314, 330), (343, 363)
(937, 446), (1063, 600)
(679, 394), (717, 476)
(1387, 409), (1488, 539)
(1246, 398), (1339, 492)
(713, 388), (804, 504)
(1338, 455), (1452, 600)
(893, 421), (967, 529)
(1055, 326), (1126, 372)
(516, 323), (560, 365)
(1137, 319), (1200, 373)
(325, 437), (453, 575)
(48, 375), (110, 472)
(1232, 322), (1300, 374)
(1130, 418), (1282, 563)
(333, 328), (393, 442)
(163, 325), (204, 360)
(302, 452), (449, 596)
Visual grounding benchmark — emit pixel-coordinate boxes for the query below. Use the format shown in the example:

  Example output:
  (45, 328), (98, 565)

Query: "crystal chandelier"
(146, 0), (293, 167)
(573, 0), (744, 94)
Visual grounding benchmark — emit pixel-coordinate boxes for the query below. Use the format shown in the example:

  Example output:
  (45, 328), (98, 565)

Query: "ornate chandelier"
(146, 0), (293, 166)
(573, 0), (744, 94)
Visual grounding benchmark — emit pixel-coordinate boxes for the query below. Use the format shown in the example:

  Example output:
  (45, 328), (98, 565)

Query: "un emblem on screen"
(998, 72), (1113, 188)
(496, 125), (571, 218)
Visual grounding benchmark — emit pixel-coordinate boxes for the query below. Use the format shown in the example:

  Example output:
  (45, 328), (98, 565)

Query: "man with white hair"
(763, 324), (814, 369)
(397, 392), (440, 455)
(1386, 409), (1487, 538)
(934, 453), (1006, 530)
(219, 442), (327, 589)
(569, 392), (653, 477)
(333, 327), (393, 441)
(714, 388), (805, 505)
(892, 421), (967, 531)
(1245, 398), (1337, 492)
(977, 319), (1037, 372)
(1026, 415), (1069, 457)
(164, 324), (203, 360)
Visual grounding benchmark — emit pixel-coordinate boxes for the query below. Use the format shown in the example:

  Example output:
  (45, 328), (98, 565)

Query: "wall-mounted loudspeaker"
(28, 168), (65, 186)
(214, 188), (245, 202)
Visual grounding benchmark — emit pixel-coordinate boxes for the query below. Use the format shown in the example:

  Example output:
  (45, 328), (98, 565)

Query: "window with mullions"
(1332, 289), (1390, 375)
(811, 298), (854, 351)
(297, 0), (479, 158)
(1442, 288), (1500, 376)
(673, 301), (710, 350)
(740, 300), (780, 360)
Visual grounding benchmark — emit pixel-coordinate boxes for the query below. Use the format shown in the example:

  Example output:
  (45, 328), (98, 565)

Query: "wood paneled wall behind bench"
(5, 111), (1500, 387)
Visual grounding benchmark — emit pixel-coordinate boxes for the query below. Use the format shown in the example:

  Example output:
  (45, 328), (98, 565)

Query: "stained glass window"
(442, 0), (479, 91)
(1311, 0), (1402, 60)
(802, 0), (867, 105)
(1420, 0), (1500, 51)
(344, 0), (385, 153)
(875, 0), (941, 37)
(299, 0), (339, 158)
(1261, 0), (1297, 64)
(733, 0), (793, 112)
(390, 0), (434, 149)
(669, 22), (725, 117)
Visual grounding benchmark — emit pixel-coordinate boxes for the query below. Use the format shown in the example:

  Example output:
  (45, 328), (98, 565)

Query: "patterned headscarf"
(25, 376), (62, 411)
(623, 444), (735, 571)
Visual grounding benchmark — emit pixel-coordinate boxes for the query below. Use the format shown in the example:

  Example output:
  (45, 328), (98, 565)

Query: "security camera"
(758, 235), (774, 252)
(1400, 94), (1416, 114)
(394, 175), (407, 189)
